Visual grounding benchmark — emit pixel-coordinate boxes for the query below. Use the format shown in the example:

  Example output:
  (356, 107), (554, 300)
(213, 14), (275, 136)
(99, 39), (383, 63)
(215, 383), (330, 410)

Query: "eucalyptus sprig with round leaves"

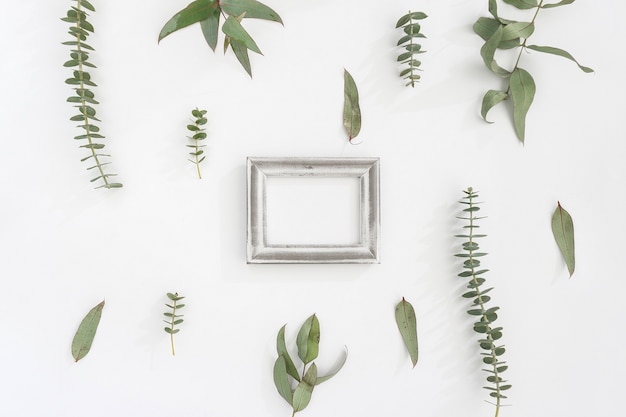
(396, 11), (427, 87)
(62, 0), (122, 189)
(163, 292), (185, 356)
(186, 108), (208, 179)
(475, 0), (593, 143)
(456, 188), (511, 416)
(273, 314), (347, 417)
(159, 0), (283, 77)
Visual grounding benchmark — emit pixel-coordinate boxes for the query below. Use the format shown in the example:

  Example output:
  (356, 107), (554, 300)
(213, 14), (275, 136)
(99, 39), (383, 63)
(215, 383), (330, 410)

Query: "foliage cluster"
(159, 0), (283, 77)
(164, 292), (186, 356)
(456, 188), (511, 416)
(396, 11), (427, 87)
(475, 0), (593, 143)
(62, 0), (122, 189)
(186, 108), (208, 179)
(273, 314), (347, 417)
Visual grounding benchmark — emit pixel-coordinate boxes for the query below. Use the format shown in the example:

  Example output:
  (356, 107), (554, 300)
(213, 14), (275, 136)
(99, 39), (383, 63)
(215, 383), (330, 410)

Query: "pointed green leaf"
(395, 297), (418, 368)
(473, 18), (520, 49)
(509, 68), (535, 142)
(220, 0), (283, 23)
(481, 90), (509, 123)
(480, 26), (511, 77)
(315, 348), (348, 385)
(343, 69), (361, 142)
(551, 202), (575, 277)
(199, 9), (221, 51)
(158, 0), (217, 43)
(502, 22), (534, 41)
(230, 39), (253, 77)
(542, 0), (575, 8)
(71, 300), (105, 362)
(273, 356), (293, 406)
(503, 0), (538, 9)
(277, 325), (300, 381)
(292, 364), (316, 413)
(526, 45), (594, 73)
(222, 16), (262, 54)
(296, 314), (320, 364)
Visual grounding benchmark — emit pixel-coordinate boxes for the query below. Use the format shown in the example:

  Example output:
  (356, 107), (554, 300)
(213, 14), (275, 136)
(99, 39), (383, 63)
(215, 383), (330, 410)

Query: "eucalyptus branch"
(163, 292), (185, 356)
(395, 11), (427, 87)
(456, 188), (511, 416)
(62, 0), (122, 189)
(186, 108), (208, 179)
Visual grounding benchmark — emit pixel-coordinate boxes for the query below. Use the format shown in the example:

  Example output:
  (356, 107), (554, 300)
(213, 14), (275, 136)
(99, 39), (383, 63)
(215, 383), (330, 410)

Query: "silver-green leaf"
(220, 0), (283, 24)
(395, 297), (419, 368)
(199, 9), (221, 51)
(480, 26), (511, 77)
(277, 324), (300, 381)
(542, 0), (576, 8)
(296, 314), (320, 365)
(481, 90), (509, 123)
(71, 300), (105, 362)
(551, 201), (575, 277)
(158, 0), (217, 43)
(343, 69), (361, 142)
(315, 348), (348, 385)
(526, 44), (594, 73)
(273, 355), (293, 406)
(222, 16), (262, 54)
(292, 364), (317, 413)
(503, 0), (538, 9)
(509, 67), (536, 143)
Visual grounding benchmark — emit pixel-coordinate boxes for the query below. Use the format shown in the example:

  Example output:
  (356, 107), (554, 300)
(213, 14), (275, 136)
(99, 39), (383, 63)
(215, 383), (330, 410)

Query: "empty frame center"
(265, 176), (360, 245)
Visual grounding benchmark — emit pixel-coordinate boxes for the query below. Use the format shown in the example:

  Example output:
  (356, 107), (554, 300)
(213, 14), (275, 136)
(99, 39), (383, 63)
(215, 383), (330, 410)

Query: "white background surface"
(1, 1), (624, 416)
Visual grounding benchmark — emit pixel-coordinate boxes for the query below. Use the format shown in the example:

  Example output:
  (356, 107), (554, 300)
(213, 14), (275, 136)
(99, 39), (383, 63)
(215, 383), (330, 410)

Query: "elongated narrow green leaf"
(551, 202), (575, 277)
(542, 0), (575, 8)
(158, 0), (217, 42)
(509, 68), (536, 143)
(526, 45), (594, 73)
(480, 26), (511, 77)
(199, 9), (221, 51)
(481, 90), (509, 123)
(230, 39), (253, 77)
(292, 364), (317, 413)
(395, 298), (418, 368)
(343, 69), (361, 142)
(71, 300), (105, 362)
(296, 314), (320, 364)
(222, 16), (262, 54)
(220, 0), (283, 24)
(503, 0), (538, 9)
(473, 18), (520, 49)
(502, 22), (534, 41)
(273, 356), (293, 406)
(277, 325), (300, 381)
(488, 0), (499, 19)
(315, 348), (348, 385)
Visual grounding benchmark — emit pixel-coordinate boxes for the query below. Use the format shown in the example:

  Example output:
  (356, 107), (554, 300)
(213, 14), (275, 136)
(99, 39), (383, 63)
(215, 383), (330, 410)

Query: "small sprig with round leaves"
(186, 108), (208, 179)
(396, 11), (427, 87)
(163, 292), (185, 356)
(273, 314), (347, 417)
(61, 0), (122, 189)
(456, 188), (511, 416)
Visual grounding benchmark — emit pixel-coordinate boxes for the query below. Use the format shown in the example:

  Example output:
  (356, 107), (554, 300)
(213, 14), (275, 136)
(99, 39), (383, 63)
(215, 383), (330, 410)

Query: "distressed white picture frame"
(247, 157), (380, 264)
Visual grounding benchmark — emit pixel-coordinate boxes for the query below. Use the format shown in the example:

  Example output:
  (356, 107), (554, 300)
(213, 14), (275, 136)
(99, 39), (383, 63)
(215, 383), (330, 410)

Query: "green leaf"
(503, 0), (538, 9)
(292, 364), (316, 413)
(273, 356), (293, 406)
(480, 26), (511, 77)
(315, 348), (348, 385)
(343, 69), (361, 142)
(526, 45), (594, 73)
(542, 0), (575, 8)
(158, 0), (217, 43)
(551, 201), (575, 277)
(82, 0), (96, 12)
(277, 325), (300, 381)
(509, 68), (536, 142)
(481, 90), (509, 123)
(296, 314), (320, 364)
(473, 18), (520, 49)
(222, 16), (262, 54)
(395, 297), (418, 368)
(230, 39), (253, 77)
(71, 300), (105, 362)
(199, 9), (221, 51)
(220, 0), (283, 24)
(501, 22), (534, 41)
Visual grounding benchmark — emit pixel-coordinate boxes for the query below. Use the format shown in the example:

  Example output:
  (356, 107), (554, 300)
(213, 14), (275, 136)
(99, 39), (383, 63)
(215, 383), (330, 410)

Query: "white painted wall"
(1, 1), (624, 416)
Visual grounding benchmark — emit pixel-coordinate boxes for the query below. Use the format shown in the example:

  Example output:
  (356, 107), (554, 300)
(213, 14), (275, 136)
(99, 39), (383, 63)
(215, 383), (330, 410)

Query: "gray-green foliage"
(395, 297), (419, 368)
(396, 11), (427, 87)
(551, 201), (575, 277)
(62, 0), (122, 189)
(71, 300), (105, 362)
(475, 0), (593, 143)
(273, 314), (347, 416)
(456, 188), (511, 415)
(164, 292), (185, 356)
(343, 69), (361, 143)
(159, 0), (283, 77)
(186, 108), (208, 179)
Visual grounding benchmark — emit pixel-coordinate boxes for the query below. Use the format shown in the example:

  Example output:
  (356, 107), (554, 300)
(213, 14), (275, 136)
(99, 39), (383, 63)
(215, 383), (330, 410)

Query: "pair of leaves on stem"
(551, 202), (575, 277)
(62, 0), (122, 189)
(395, 11), (427, 87)
(395, 298), (418, 367)
(273, 314), (347, 416)
(164, 292), (185, 356)
(475, 0), (593, 143)
(71, 300), (105, 362)
(186, 108), (208, 179)
(159, 0), (283, 77)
